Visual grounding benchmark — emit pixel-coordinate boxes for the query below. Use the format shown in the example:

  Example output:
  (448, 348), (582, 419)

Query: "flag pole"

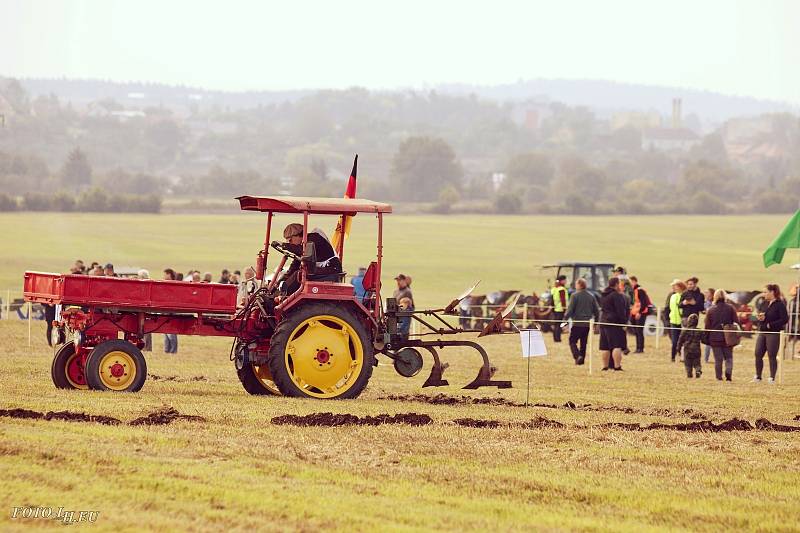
(526, 332), (531, 407)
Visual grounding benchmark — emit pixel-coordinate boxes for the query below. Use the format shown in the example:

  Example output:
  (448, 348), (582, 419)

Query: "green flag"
(763, 210), (800, 267)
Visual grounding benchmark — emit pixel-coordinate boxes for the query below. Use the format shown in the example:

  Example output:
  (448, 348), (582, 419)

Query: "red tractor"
(24, 195), (510, 399)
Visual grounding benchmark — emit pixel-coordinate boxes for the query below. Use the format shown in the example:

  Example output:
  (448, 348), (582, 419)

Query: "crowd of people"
(559, 266), (651, 369)
(66, 259), (255, 354)
(69, 259), (244, 286)
(560, 268), (790, 383)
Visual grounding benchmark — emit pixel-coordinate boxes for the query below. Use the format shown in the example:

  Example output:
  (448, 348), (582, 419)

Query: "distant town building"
(509, 101), (552, 130)
(611, 111), (661, 131)
(641, 127), (701, 152)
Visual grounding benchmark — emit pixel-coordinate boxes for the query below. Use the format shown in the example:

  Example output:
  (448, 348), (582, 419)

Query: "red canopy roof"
(237, 196), (392, 215)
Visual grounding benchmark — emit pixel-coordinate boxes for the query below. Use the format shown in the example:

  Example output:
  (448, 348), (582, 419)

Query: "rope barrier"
(449, 313), (787, 336)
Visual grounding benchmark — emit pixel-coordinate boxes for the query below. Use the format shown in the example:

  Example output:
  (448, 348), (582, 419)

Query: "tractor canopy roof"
(237, 195), (392, 215)
(541, 262), (616, 268)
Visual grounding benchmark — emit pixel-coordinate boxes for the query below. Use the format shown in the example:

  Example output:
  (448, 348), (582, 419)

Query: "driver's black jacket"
(285, 231), (342, 278)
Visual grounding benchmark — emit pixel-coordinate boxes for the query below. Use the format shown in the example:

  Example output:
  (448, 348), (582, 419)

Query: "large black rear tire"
(268, 303), (374, 399)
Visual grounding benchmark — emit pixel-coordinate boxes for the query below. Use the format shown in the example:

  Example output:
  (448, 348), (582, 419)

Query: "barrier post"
(655, 307), (661, 351)
(27, 301), (32, 347)
(588, 318), (594, 375)
(778, 330), (785, 385)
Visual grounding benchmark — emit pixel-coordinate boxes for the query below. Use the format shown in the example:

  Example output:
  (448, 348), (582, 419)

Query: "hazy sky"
(2, 0), (798, 103)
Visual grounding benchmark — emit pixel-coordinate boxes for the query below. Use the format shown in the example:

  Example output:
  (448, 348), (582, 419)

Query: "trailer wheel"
(51, 341), (88, 390)
(237, 363), (281, 395)
(85, 340), (147, 392)
(268, 303), (374, 399)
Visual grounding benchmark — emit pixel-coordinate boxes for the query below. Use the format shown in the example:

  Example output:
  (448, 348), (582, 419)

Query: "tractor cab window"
(594, 266), (612, 290)
(574, 266), (592, 289)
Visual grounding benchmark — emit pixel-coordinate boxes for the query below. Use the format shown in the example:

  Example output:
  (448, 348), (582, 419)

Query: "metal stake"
(588, 318), (594, 375)
(655, 307), (661, 351)
(27, 301), (32, 347)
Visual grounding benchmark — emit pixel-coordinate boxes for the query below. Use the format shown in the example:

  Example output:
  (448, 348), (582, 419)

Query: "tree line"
(1, 78), (800, 214)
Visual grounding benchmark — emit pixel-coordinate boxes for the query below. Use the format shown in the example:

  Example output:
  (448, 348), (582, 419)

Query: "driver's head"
(283, 223), (304, 246)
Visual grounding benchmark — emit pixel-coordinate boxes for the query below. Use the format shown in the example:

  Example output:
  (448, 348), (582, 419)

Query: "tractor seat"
(308, 271), (346, 283)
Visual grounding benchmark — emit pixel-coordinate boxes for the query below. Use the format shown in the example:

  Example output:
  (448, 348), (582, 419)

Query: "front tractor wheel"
(51, 341), (88, 390)
(268, 303), (374, 399)
(85, 340), (147, 392)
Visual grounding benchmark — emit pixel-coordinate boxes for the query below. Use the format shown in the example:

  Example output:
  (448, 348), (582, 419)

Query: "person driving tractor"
(281, 223), (342, 294)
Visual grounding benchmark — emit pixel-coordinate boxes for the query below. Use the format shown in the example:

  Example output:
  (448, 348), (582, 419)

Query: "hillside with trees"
(1, 77), (799, 214)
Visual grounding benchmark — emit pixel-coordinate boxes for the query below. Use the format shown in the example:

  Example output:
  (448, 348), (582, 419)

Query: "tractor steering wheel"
(270, 241), (301, 261)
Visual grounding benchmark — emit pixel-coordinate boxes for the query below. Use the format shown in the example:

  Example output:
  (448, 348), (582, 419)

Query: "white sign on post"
(519, 329), (547, 358)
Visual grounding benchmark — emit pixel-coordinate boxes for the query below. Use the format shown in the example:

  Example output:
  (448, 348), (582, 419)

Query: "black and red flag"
(331, 154), (357, 252)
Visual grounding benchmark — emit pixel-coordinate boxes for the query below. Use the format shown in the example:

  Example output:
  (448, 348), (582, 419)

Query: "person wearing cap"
(281, 223), (342, 294)
(550, 275), (569, 342)
(393, 274), (414, 307)
(103, 263), (117, 277)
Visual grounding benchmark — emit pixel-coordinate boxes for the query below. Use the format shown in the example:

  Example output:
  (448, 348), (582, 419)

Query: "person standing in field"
(599, 277), (628, 371)
(43, 303), (56, 346)
(677, 313), (703, 378)
(705, 289), (740, 381)
(351, 267), (367, 302)
(680, 277), (705, 325)
(394, 274), (414, 307)
(563, 277), (599, 365)
(753, 284), (788, 383)
(629, 276), (651, 353)
(550, 275), (569, 343)
(162, 268), (178, 354)
(667, 279), (686, 362)
(137, 269), (153, 352)
(703, 287), (714, 363)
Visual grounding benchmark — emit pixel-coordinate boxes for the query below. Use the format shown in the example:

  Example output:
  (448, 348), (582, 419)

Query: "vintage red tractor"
(24, 195), (511, 399)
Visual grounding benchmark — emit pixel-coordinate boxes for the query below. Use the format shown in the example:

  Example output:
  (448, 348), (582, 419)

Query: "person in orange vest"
(629, 276), (652, 353)
(550, 275), (569, 342)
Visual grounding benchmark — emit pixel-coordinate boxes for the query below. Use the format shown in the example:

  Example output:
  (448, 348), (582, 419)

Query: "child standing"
(677, 313), (703, 378)
(397, 297), (413, 339)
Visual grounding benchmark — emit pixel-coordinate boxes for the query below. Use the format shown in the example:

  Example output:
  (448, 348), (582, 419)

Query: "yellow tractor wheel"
(85, 340), (147, 392)
(268, 303), (374, 399)
(51, 341), (88, 390)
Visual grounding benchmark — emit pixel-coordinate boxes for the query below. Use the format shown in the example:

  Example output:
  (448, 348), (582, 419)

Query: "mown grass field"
(1, 212), (800, 531)
(1, 321), (799, 531)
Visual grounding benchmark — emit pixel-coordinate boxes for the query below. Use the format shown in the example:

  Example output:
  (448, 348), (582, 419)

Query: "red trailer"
(24, 195), (511, 398)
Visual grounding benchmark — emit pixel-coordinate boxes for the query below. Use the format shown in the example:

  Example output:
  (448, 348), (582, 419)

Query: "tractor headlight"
(73, 330), (82, 347)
